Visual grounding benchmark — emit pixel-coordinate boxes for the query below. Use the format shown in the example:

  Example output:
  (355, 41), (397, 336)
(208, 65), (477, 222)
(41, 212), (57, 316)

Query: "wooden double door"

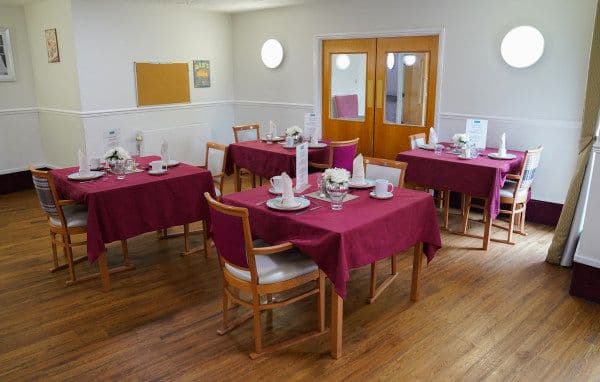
(322, 35), (439, 159)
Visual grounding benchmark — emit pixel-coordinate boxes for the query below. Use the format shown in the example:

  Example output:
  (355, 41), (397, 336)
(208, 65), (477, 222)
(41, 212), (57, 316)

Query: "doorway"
(322, 35), (439, 158)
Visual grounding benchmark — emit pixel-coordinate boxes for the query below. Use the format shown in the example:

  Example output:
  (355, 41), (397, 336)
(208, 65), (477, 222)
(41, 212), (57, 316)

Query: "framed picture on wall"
(0, 27), (16, 81)
(45, 28), (60, 63)
(193, 60), (210, 88)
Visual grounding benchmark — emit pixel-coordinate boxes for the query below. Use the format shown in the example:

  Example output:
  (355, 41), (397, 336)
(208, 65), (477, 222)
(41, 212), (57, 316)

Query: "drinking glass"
(434, 144), (444, 156)
(326, 183), (348, 211)
(114, 159), (126, 180)
(265, 132), (273, 144)
(317, 174), (326, 198)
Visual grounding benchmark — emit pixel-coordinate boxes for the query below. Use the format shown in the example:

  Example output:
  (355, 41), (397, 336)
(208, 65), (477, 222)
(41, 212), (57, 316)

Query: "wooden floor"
(1, 176), (599, 381)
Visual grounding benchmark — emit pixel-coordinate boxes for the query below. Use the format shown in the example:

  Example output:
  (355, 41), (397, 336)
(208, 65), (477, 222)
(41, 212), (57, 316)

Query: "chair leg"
(266, 293), (274, 329)
(462, 195), (472, 234)
(49, 232), (59, 272)
(391, 254), (398, 275)
(121, 240), (130, 266)
(252, 299), (262, 355)
(318, 272), (325, 332)
(221, 288), (229, 332)
(443, 190), (450, 230)
(507, 211), (515, 244)
(64, 235), (76, 284)
(183, 223), (191, 255)
(519, 205), (527, 235)
(370, 262), (377, 299)
(202, 220), (210, 258)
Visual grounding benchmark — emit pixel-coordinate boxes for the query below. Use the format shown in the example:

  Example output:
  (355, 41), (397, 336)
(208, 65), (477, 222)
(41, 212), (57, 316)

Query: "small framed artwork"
(0, 27), (16, 81)
(45, 28), (60, 63)
(193, 60), (210, 88)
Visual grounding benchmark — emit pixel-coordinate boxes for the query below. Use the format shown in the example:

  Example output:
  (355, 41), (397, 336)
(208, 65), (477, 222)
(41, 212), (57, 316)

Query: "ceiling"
(0, 0), (324, 13)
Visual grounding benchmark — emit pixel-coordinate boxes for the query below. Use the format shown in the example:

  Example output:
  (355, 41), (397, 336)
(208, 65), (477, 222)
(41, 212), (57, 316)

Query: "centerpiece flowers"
(323, 167), (351, 210)
(104, 146), (131, 176)
(452, 133), (470, 148)
(285, 125), (303, 143)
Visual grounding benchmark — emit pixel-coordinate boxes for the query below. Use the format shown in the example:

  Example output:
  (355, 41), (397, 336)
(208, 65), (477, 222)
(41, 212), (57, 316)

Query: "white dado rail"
(574, 142), (600, 268)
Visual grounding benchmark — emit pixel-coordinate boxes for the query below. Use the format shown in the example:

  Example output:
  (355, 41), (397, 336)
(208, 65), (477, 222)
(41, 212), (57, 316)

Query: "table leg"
(98, 252), (110, 292)
(483, 198), (491, 250)
(410, 242), (423, 302)
(234, 165), (241, 192)
(331, 287), (343, 359)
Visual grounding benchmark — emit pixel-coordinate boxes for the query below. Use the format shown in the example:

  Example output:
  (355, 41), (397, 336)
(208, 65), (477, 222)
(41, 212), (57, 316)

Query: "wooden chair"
(462, 146), (543, 244)
(181, 142), (228, 257)
(232, 124), (260, 188)
(362, 158), (409, 303)
(205, 192), (326, 359)
(308, 137), (359, 172)
(407, 133), (451, 229)
(29, 165), (130, 285)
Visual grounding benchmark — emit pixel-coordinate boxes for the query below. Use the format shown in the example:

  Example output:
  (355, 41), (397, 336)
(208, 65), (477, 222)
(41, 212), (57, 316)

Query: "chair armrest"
(253, 241), (295, 255)
(58, 199), (79, 206)
(506, 174), (521, 181)
(308, 161), (329, 170)
(212, 172), (225, 179)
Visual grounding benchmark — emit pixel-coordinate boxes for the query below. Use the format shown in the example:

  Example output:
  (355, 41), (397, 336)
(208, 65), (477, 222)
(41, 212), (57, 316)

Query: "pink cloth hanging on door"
(334, 94), (359, 118)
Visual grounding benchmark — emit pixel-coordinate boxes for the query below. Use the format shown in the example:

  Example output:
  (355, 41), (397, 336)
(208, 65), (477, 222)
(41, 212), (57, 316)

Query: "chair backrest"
(329, 138), (359, 172)
(333, 94), (359, 119)
(204, 192), (259, 277)
(409, 133), (426, 149)
(233, 124), (260, 143)
(29, 165), (67, 226)
(517, 146), (543, 192)
(205, 142), (227, 192)
(364, 157), (408, 187)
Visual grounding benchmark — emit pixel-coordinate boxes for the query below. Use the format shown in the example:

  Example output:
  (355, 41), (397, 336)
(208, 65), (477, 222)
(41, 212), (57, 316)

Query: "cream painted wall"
(231, 0), (597, 203)
(0, 5), (45, 173)
(70, 0), (235, 158)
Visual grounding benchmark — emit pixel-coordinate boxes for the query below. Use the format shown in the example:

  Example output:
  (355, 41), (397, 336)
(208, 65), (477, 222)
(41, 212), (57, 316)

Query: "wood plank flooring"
(1, 176), (599, 381)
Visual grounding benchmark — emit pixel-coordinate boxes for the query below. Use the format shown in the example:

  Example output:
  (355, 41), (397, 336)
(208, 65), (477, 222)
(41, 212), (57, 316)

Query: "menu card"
(295, 142), (309, 192)
(304, 112), (318, 139)
(465, 119), (488, 149)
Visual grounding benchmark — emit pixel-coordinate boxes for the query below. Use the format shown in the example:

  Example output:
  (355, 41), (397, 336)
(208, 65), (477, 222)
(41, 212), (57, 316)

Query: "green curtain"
(546, 2), (600, 265)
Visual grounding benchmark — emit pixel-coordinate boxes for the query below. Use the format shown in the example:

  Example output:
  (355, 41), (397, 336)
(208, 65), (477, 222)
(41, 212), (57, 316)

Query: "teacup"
(374, 179), (394, 197)
(150, 160), (163, 172)
(89, 157), (102, 170)
(270, 175), (283, 192)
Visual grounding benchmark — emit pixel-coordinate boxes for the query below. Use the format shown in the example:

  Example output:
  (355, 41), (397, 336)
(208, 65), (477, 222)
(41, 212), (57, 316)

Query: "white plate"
(487, 152), (517, 160)
(308, 142), (328, 149)
(281, 144), (296, 149)
(369, 191), (393, 200)
(418, 143), (436, 151)
(349, 179), (374, 189)
(268, 187), (283, 195)
(148, 169), (168, 176)
(261, 136), (285, 142)
(266, 197), (310, 211)
(149, 159), (179, 168)
(67, 171), (104, 181)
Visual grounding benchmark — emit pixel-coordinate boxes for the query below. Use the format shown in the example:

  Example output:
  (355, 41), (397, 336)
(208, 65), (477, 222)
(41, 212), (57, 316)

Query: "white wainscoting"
(0, 108), (46, 174)
(141, 123), (210, 166)
(233, 100), (581, 203)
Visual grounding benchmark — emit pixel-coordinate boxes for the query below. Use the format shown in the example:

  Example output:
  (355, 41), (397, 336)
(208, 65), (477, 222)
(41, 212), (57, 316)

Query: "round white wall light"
(501, 26), (544, 68)
(261, 39), (284, 69)
(403, 54), (416, 66)
(386, 53), (395, 70)
(335, 54), (350, 70)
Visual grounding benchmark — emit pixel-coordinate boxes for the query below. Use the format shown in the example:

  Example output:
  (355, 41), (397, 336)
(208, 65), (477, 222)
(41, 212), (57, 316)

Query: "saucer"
(67, 171), (104, 181)
(149, 159), (179, 168)
(148, 169), (167, 176)
(369, 191), (393, 200)
(488, 152), (517, 160)
(349, 179), (374, 189)
(268, 187), (283, 195)
(266, 197), (310, 211)
(261, 136), (284, 142)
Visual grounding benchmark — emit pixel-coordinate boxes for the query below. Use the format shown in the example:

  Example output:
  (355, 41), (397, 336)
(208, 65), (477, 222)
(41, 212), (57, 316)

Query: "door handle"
(366, 80), (374, 108)
(375, 79), (383, 109)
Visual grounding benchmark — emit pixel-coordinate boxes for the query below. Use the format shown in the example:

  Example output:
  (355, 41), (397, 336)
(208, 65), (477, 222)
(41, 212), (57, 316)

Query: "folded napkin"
(269, 120), (277, 136)
(428, 127), (438, 145)
(280, 172), (295, 206)
(498, 133), (507, 156)
(351, 154), (365, 184)
(78, 149), (90, 175)
(160, 140), (169, 163)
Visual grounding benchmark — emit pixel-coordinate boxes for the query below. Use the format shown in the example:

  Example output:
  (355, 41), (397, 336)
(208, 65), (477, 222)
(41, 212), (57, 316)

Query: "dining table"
(225, 140), (329, 191)
(221, 173), (442, 358)
(52, 156), (216, 291)
(396, 145), (525, 249)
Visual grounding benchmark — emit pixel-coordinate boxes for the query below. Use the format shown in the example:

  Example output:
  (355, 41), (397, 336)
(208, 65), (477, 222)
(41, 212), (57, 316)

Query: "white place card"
(465, 119), (488, 149)
(304, 112), (318, 139)
(103, 127), (121, 151)
(295, 142), (309, 192)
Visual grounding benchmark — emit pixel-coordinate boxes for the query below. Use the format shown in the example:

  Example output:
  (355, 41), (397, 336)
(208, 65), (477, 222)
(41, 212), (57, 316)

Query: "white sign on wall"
(295, 142), (309, 192)
(465, 119), (488, 149)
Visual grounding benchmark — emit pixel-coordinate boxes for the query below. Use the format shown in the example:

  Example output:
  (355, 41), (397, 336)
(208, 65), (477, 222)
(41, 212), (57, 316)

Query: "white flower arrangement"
(104, 146), (131, 161)
(452, 133), (471, 146)
(323, 167), (350, 186)
(285, 125), (303, 138)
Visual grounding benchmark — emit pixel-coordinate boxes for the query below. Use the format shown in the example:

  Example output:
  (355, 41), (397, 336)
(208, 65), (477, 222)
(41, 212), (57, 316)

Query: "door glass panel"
(330, 53), (367, 121)
(384, 52), (428, 126)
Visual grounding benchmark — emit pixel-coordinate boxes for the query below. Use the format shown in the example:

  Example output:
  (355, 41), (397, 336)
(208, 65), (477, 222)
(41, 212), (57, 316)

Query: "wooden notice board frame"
(135, 62), (190, 107)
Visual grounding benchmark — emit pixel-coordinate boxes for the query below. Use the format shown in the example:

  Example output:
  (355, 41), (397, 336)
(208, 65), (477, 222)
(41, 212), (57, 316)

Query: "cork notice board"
(135, 62), (190, 106)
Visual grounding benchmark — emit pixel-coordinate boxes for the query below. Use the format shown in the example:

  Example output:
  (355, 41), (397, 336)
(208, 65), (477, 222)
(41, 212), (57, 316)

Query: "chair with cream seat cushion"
(205, 192), (325, 359)
(233, 124), (260, 188)
(409, 133), (426, 149)
(29, 165), (129, 286)
(362, 157), (409, 303)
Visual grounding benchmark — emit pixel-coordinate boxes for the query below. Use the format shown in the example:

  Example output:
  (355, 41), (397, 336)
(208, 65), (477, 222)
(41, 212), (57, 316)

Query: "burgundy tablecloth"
(225, 140), (329, 178)
(396, 146), (524, 219)
(221, 173), (442, 298)
(52, 156), (215, 263)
